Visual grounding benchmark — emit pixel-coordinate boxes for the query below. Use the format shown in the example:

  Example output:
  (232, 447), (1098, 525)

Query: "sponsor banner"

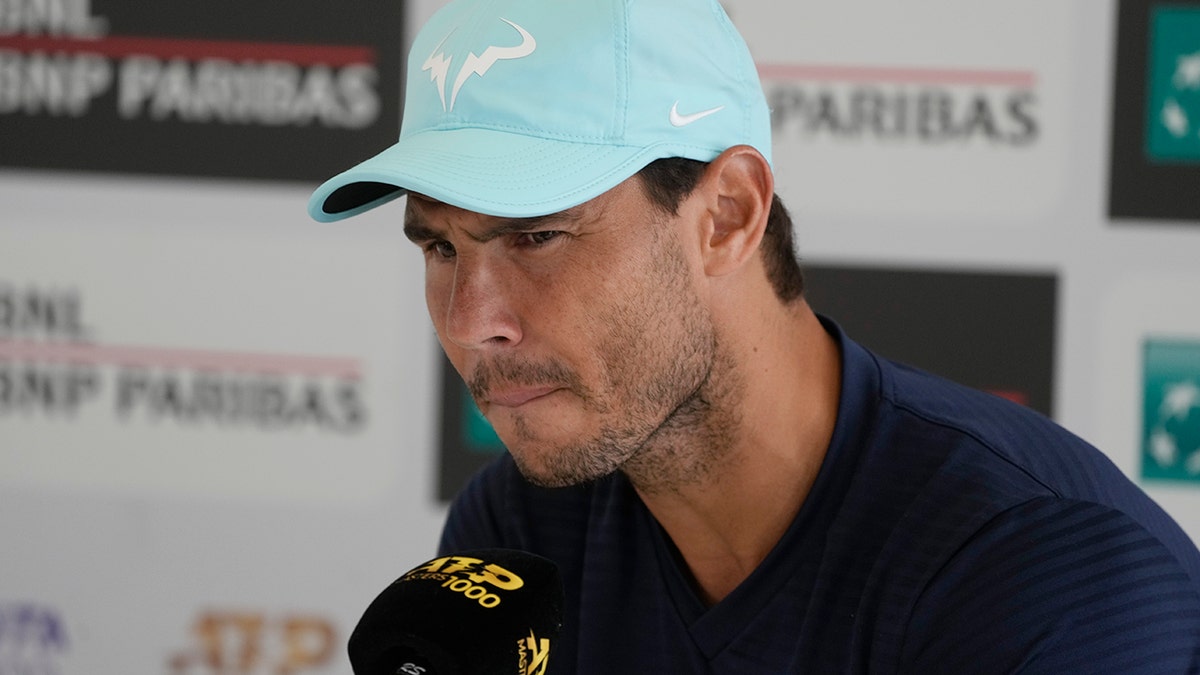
(803, 264), (1057, 416)
(0, 0), (403, 181)
(726, 0), (1072, 223)
(166, 609), (338, 675)
(1109, 0), (1200, 222)
(436, 264), (1057, 501)
(0, 226), (414, 503)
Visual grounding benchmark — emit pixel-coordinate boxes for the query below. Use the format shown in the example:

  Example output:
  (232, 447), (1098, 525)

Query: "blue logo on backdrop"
(0, 603), (69, 675)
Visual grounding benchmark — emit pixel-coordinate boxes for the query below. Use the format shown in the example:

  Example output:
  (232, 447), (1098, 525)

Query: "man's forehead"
(407, 193), (583, 222)
(403, 180), (640, 233)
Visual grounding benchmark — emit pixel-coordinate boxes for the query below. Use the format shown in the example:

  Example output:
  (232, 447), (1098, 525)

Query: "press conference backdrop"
(1, 0), (1197, 671)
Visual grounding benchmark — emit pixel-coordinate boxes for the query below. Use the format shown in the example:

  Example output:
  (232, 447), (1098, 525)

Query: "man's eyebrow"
(403, 207), (584, 244)
(470, 212), (581, 242)
(402, 214), (439, 244)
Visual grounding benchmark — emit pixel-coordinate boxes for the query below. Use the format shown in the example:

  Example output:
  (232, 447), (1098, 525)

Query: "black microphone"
(348, 548), (564, 675)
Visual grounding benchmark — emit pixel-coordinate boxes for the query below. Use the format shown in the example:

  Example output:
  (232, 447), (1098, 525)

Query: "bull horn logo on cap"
(421, 18), (537, 112)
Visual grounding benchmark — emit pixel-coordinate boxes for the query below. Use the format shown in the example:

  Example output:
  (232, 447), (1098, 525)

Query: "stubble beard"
(513, 297), (735, 491)
(469, 224), (743, 491)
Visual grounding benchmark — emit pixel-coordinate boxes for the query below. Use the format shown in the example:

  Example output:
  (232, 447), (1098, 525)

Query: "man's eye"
(517, 231), (562, 247)
(427, 240), (456, 259)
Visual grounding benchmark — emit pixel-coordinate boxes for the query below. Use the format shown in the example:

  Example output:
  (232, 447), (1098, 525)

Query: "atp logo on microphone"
(401, 554), (525, 608)
(518, 630), (551, 675)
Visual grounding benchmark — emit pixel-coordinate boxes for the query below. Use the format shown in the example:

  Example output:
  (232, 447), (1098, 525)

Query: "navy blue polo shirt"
(440, 320), (1200, 673)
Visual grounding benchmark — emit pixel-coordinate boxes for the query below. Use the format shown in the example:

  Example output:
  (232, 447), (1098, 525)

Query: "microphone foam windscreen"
(349, 548), (564, 675)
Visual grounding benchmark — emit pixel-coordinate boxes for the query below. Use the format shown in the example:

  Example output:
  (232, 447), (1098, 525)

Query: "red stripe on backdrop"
(987, 390), (1030, 406)
(0, 35), (375, 66)
(0, 339), (362, 379)
(756, 63), (1036, 88)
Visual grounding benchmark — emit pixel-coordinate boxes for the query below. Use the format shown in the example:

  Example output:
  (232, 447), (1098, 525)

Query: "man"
(309, 0), (1200, 671)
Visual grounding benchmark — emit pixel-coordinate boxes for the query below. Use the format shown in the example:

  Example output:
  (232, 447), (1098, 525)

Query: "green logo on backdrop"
(462, 390), (505, 453)
(1142, 338), (1200, 482)
(1145, 7), (1200, 163)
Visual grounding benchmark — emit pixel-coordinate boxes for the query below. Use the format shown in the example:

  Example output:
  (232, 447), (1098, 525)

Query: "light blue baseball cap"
(307, 0), (771, 221)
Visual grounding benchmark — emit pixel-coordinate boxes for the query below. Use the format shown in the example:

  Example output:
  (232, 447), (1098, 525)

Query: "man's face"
(404, 176), (718, 487)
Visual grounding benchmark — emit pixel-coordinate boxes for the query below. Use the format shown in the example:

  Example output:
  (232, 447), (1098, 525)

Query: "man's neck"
(626, 305), (841, 605)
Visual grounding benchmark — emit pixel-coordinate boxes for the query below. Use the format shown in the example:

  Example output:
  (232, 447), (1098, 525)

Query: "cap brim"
(307, 127), (694, 221)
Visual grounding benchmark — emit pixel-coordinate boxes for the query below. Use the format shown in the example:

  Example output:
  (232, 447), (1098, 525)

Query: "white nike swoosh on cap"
(670, 101), (726, 127)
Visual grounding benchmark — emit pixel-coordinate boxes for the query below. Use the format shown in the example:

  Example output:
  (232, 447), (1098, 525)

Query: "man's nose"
(442, 256), (522, 350)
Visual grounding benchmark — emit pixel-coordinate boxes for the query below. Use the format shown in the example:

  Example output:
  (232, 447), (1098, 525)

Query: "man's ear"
(695, 145), (774, 278)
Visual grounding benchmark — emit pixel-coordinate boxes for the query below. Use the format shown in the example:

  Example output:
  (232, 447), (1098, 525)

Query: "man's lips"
(485, 386), (561, 408)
